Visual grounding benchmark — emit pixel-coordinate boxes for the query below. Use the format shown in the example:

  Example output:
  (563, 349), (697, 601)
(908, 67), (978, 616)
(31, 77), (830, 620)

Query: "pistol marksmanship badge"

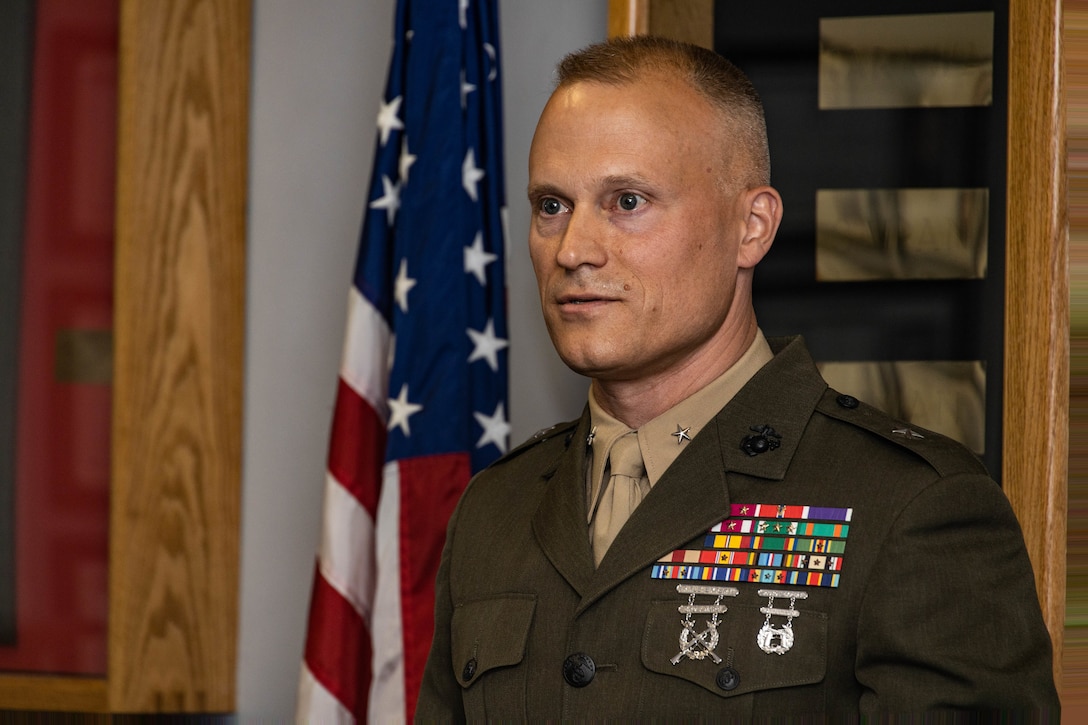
(756, 588), (807, 655)
(671, 584), (739, 665)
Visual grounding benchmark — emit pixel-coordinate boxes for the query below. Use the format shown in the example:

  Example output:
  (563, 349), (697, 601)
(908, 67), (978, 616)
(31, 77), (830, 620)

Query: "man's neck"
(591, 318), (759, 429)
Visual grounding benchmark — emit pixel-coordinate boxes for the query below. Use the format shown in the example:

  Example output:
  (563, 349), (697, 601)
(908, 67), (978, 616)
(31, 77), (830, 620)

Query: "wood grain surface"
(609, 0), (713, 49)
(0, 675), (106, 712)
(1003, 0), (1069, 678)
(109, 0), (249, 712)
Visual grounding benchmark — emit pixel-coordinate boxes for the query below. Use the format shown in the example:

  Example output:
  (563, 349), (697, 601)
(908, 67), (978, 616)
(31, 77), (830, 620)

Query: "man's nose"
(555, 207), (607, 270)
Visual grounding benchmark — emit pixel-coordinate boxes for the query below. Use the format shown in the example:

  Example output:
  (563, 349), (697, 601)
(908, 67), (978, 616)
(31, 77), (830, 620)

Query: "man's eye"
(540, 198), (568, 216)
(617, 193), (645, 211)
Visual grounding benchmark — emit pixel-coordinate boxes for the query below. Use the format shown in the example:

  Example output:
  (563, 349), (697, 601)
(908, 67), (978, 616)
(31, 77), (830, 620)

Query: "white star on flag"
(376, 95), (404, 146)
(460, 69), (476, 109)
(399, 136), (417, 183)
(467, 318), (509, 372)
(459, 0), (469, 29)
(369, 175), (401, 224)
(462, 148), (485, 202)
(463, 232), (497, 285)
(394, 258), (416, 313)
(388, 383), (424, 436)
(484, 43), (497, 81)
(474, 401), (510, 453)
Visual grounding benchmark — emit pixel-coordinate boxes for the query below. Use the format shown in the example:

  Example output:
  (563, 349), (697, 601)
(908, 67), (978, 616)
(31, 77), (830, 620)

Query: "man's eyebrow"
(600, 174), (652, 189)
(526, 182), (565, 200)
(527, 175), (654, 200)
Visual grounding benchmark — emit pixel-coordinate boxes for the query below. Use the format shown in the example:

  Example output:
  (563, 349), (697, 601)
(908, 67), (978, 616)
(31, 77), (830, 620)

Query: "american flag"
(297, 1), (507, 721)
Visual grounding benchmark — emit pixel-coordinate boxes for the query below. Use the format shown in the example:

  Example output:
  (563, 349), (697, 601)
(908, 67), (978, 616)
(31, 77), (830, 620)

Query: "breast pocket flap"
(451, 593), (537, 689)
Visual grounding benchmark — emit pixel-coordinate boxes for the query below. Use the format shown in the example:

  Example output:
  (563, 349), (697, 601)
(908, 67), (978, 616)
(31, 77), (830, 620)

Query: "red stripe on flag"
(303, 565), (373, 721)
(328, 377), (386, 516)
(397, 452), (471, 721)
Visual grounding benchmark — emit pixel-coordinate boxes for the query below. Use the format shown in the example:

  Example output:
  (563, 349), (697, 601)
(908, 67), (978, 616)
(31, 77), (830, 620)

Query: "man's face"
(528, 75), (752, 383)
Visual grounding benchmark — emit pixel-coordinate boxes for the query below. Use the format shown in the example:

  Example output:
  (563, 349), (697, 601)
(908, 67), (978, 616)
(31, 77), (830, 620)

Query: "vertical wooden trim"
(608, 0), (713, 48)
(111, 0), (249, 712)
(609, 0), (649, 38)
(1004, 0), (1068, 675)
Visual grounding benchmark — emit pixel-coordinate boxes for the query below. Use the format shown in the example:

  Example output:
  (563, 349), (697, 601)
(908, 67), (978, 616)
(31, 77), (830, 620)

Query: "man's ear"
(738, 186), (783, 269)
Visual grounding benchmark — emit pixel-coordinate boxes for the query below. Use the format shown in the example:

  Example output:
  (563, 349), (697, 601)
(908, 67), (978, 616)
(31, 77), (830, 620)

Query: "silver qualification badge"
(756, 589), (807, 655)
(671, 584), (739, 665)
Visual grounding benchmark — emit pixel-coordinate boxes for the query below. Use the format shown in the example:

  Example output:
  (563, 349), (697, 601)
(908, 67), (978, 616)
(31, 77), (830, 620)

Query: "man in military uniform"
(416, 36), (1059, 719)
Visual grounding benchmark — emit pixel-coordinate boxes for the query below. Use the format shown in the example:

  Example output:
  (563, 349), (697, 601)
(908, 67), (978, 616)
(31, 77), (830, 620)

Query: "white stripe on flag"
(368, 459), (406, 723)
(318, 472), (376, 618)
(297, 663), (353, 724)
(341, 285), (392, 421)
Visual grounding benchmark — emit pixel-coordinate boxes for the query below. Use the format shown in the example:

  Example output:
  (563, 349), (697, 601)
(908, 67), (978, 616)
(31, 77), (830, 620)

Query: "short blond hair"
(555, 36), (770, 189)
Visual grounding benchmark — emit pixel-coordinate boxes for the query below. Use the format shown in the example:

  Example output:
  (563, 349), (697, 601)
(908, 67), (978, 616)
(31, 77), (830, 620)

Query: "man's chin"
(555, 350), (637, 382)
(555, 351), (611, 379)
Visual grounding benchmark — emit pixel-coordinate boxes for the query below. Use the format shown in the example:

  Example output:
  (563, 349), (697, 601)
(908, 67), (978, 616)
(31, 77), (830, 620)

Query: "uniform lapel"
(531, 411), (596, 597)
(580, 422), (731, 612)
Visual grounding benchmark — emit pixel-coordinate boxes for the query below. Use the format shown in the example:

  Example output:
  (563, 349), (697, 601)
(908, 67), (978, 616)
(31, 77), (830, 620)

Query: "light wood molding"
(611, 0), (1070, 679)
(609, 0), (713, 48)
(108, 0), (249, 712)
(609, 0), (649, 38)
(1003, 0), (1068, 677)
(0, 675), (107, 712)
(0, 0), (250, 713)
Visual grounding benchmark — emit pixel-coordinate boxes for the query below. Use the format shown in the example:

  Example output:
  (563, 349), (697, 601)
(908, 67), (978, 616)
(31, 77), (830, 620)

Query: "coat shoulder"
(814, 388), (989, 479)
(456, 417), (581, 515)
(475, 417), (581, 478)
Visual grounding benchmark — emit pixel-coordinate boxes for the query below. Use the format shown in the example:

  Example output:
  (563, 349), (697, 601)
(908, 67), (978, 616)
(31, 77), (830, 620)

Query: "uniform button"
(836, 394), (859, 409)
(562, 652), (596, 687)
(716, 666), (740, 691)
(462, 657), (477, 682)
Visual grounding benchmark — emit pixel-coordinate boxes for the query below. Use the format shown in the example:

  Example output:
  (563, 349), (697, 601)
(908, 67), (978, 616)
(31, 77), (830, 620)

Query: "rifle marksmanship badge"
(671, 584), (739, 665)
(756, 588), (807, 654)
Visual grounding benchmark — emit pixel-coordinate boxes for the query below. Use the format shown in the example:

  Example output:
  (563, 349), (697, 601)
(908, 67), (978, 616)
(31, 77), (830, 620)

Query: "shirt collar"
(587, 329), (774, 495)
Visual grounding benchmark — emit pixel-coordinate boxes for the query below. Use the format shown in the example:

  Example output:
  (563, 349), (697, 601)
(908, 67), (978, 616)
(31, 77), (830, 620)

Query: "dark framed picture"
(713, 0), (1008, 478)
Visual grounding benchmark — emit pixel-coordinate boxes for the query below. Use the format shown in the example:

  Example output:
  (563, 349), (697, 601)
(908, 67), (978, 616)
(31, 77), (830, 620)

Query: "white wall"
(238, 0), (606, 717)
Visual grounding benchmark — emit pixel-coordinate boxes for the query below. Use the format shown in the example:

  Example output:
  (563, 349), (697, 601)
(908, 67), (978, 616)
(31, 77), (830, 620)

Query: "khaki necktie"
(592, 432), (648, 566)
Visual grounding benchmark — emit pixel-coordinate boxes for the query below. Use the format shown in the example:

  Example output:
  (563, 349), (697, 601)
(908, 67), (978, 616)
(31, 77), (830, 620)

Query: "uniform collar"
(586, 330), (774, 502)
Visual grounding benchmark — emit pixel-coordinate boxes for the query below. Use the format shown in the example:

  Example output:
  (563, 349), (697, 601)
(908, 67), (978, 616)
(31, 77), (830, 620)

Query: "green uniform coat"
(416, 337), (1059, 720)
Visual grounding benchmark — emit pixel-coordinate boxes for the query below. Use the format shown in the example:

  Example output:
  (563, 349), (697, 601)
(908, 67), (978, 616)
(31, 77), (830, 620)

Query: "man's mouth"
(557, 290), (612, 305)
